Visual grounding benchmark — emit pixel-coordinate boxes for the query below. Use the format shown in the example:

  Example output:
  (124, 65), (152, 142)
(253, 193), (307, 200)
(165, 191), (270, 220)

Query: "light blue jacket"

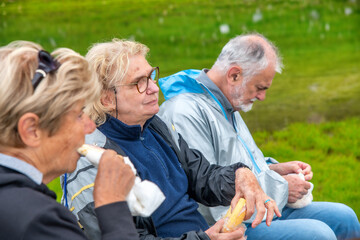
(158, 69), (288, 224)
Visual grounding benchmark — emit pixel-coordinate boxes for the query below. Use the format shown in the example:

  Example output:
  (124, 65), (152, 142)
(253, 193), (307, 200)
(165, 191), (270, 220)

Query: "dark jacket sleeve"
(24, 203), (88, 240)
(23, 201), (138, 240)
(79, 203), (211, 240)
(135, 216), (210, 240)
(177, 133), (247, 206)
(95, 202), (139, 240)
(138, 231), (210, 240)
(149, 116), (249, 207)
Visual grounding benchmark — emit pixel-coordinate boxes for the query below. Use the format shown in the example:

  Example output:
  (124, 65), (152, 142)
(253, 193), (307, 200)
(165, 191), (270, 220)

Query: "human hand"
(269, 161), (313, 181)
(205, 219), (246, 240)
(232, 168), (281, 228)
(93, 150), (135, 208)
(283, 174), (311, 203)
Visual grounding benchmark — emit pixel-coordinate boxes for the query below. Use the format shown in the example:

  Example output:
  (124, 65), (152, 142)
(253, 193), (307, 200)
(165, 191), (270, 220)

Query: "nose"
(257, 91), (266, 101)
(146, 80), (159, 94)
(83, 114), (96, 134)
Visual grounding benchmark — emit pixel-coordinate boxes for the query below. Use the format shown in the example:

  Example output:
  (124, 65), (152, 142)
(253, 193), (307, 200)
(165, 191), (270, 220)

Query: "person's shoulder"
(85, 128), (106, 147)
(0, 185), (79, 239)
(0, 183), (70, 222)
(160, 92), (209, 116)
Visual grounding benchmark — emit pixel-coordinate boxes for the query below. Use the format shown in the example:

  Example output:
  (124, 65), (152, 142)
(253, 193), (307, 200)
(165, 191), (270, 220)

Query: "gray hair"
(213, 33), (283, 82)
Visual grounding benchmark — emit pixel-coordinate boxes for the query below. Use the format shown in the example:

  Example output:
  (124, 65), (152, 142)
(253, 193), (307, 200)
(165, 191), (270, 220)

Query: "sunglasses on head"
(31, 50), (60, 90)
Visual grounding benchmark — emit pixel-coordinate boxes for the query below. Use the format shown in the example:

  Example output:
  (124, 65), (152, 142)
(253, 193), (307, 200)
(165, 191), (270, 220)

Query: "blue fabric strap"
(63, 173), (69, 208)
(200, 83), (229, 121)
(232, 114), (261, 174)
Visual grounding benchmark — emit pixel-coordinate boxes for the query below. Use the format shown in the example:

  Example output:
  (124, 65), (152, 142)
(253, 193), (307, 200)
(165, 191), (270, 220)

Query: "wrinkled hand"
(231, 168), (281, 228)
(205, 219), (246, 240)
(269, 161), (313, 181)
(93, 150), (135, 208)
(283, 174), (311, 203)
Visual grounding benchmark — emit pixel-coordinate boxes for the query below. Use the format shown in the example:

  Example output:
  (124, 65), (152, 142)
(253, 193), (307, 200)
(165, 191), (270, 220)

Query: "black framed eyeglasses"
(31, 50), (60, 90)
(119, 66), (159, 93)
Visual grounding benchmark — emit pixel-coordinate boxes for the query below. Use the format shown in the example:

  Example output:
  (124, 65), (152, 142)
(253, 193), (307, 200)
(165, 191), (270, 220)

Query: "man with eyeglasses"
(62, 39), (280, 240)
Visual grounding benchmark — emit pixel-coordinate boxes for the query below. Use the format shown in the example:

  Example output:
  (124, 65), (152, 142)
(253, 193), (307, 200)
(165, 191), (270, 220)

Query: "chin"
(151, 106), (160, 114)
(239, 103), (253, 112)
(68, 154), (81, 172)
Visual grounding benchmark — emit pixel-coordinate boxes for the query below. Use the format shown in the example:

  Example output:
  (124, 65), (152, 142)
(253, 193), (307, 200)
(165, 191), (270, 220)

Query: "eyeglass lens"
(138, 68), (158, 93)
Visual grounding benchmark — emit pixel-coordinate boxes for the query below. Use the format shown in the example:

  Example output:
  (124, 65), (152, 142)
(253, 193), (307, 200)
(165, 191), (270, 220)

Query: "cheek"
(119, 94), (140, 111)
(244, 88), (256, 99)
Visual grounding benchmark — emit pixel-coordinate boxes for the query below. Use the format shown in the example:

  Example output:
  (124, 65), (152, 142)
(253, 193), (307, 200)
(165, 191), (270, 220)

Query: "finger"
(99, 150), (117, 163)
(298, 162), (311, 172)
(294, 166), (303, 174)
(116, 154), (125, 163)
(301, 189), (308, 196)
(228, 225), (246, 239)
(230, 194), (241, 211)
(265, 202), (275, 226)
(251, 200), (266, 228)
(212, 218), (225, 232)
(244, 196), (255, 220)
(273, 201), (281, 218)
(304, 171), (313, 181)
(288, 196), (297, 203)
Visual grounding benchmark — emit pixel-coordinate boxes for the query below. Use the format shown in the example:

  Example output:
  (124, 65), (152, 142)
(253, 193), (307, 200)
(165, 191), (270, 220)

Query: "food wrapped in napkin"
(77, 144), (166, 217)
(286, 172), (313, 209)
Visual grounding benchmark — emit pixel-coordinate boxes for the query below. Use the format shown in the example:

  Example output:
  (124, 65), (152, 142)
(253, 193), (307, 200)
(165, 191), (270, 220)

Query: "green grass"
(253, 117), (360, 218)
(1, 0), (359, 220)
(1, 0), (359, 131)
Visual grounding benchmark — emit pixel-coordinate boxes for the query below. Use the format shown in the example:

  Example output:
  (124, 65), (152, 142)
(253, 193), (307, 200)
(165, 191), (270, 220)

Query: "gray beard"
(238, 102), (253, 112)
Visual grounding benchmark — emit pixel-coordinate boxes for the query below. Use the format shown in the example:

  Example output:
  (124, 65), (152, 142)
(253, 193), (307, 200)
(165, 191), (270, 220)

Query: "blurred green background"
(1, 0), (359, 218)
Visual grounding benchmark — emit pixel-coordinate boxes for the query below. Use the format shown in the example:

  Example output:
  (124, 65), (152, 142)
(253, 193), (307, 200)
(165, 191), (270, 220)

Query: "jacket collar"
(197, 69), (235, 123)
(98, 114), (155, 141)
(0, 153), (43, 185)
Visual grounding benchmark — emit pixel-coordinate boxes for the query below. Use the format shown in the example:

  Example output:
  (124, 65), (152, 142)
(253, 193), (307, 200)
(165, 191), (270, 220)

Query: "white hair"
(213, 33), (283, 82)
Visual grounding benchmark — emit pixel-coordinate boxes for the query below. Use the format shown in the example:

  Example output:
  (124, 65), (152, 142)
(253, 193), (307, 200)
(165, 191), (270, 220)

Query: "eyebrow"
(132, 74), (147, 83)
(131, 68), (153, 83)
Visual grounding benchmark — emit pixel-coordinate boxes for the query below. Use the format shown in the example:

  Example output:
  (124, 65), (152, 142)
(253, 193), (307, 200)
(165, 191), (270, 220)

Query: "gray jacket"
(158, 69), (289, 224)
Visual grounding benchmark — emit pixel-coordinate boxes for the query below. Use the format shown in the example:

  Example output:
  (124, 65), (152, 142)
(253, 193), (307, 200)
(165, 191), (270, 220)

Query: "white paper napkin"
(78, 144), (166, 217)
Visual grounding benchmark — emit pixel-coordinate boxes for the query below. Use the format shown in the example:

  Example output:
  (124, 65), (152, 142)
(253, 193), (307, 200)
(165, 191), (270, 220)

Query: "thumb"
(294, 165), (303, 174)
(213, 218), (225, 232)
(230, 194), (241, 211)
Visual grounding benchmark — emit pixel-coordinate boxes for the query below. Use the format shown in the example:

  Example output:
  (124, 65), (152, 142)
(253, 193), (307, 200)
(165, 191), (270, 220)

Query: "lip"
(145, 98), (158, 105)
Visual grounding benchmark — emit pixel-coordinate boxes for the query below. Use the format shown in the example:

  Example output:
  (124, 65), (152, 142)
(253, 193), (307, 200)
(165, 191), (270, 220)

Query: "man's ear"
(17, 113), (42, 147)
(100, 89), (116, 111)
(227, 66), (243, 84)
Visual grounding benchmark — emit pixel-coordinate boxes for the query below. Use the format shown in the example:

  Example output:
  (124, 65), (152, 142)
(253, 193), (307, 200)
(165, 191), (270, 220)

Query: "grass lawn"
(2, 0), (360, 219)
(253, 117), (360, 218)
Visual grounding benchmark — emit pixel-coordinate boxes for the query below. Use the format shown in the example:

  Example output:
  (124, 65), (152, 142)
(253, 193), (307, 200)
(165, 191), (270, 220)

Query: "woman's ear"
(227, 66), (243, 85)
(100, 89), (116, 111)
(17, 113), (42, 147)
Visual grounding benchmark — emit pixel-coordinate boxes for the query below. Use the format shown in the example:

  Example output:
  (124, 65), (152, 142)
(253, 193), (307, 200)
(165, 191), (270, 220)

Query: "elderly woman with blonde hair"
(0, 41), (138, 240)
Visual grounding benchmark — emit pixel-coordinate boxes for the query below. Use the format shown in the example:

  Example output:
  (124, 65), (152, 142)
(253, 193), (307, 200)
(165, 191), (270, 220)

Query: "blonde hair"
(85, 38), (149, 125)
(0, 41), (100, 148)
